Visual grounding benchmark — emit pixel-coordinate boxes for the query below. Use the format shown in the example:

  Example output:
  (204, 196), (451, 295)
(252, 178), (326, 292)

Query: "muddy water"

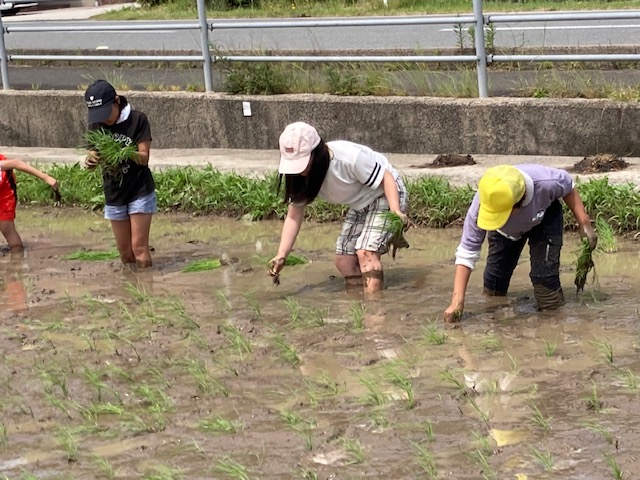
(1, 208), (639, 479)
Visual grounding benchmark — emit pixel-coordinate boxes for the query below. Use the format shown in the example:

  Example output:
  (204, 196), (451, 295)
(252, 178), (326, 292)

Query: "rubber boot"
(534, 284), (566, 311)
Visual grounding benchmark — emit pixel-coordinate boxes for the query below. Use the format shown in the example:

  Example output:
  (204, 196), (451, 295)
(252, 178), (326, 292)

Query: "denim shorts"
(104, 191), (157, 221)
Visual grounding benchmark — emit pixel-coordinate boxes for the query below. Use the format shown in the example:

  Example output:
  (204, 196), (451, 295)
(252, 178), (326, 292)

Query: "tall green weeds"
(15, 165), (640, 231)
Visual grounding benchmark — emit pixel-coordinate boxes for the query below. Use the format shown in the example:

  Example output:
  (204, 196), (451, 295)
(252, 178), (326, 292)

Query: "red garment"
(0, 154), (17, 221)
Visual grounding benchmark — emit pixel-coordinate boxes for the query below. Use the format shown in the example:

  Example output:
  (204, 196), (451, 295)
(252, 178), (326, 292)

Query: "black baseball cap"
(84, 79), (117, 124)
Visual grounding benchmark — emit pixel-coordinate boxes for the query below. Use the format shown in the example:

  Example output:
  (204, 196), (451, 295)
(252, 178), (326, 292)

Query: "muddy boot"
(534, 285), (566, 311)
(483, 287), (507, 297)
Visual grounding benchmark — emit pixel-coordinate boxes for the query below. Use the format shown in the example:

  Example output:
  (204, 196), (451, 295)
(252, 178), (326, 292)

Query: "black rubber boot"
(534, 284), (566, 310)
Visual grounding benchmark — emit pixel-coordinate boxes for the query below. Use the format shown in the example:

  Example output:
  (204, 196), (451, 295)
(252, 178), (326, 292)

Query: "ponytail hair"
(277, 140), (331, 205)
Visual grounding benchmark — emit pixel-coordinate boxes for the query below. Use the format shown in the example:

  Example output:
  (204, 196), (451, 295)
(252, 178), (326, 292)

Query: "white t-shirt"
(318, 140), (399, 211)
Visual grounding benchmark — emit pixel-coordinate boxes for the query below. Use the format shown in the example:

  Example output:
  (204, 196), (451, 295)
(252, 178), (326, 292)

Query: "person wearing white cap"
(444, 164), (597, 322)
(268, 122), (409, 294)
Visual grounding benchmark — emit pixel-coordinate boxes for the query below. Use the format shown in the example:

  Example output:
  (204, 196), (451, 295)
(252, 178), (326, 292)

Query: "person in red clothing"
(0, 154), (59, 252)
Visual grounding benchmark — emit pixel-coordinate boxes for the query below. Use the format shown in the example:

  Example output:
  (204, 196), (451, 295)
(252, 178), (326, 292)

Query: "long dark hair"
(277, 139), (331, 205)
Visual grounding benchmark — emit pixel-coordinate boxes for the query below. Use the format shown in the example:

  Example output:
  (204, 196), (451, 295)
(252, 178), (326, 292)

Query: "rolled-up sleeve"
(455, 194), (486, 270)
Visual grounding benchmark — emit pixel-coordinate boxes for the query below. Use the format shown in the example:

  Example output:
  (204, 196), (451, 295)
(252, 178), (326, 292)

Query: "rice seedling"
(282, 296), (300, 324)
(245, 294), (262, 318)
(471, 431), (493, 455)
(482, 334), (503, 352)
(80, 402), (125, 422)
(187, 359), (229, 397)
(369, 409), (389, 429)
(300, 469), (318, 480)
(216, 289), (232, 311)
(603, 452), (624, 480)
(213, 457), (250, 480)
(467, 396), (491, 423)
(617, 368), (639, 391)
(421, 322), (447, 345)
(136, 385), (175, 414)
(385, 367), (415, 409)
(199, 416), (243, 435)
(84, 366), (109, 402)
(303, 371), (342, 405)
(584, 420), (614, 445)
(143, 465), (184, 480)
(530, 447), (554, 470)
(421, 419), (436, 442)
(279, 410), (315, 451)
(584, 381), (603, 413)
(18, 472), (38, 480)
(506, 351), (521, 375)
(529, 403), (552, 432)
(306, 306), (328, 327)
(220, 324), (252, 360)
(359, 377), (387, 406)
(575, 238), (596, 293)
(284, 253), (309, 266)
(92, 455), (116, 479)
(378, 210), (406, 238)
(349, 301), (366, 331)
(56, 428), (79, 462)
(467, 447), (497, 480)
(63, 249), (120, 261)
(45, 393), (73, 419)
(0, 422), (7, 449)
(590, 340), (614, 364)
(342, 437), (365, 464)
(37, 365), (68, 398)
(182, 258), (222, 273)
(274, 335), (301, 367)
(596, 216), (617, 253)
(411, 441), (437, 478)
(83, 128), (139, 178)
(439, 369), (469, 397)
(542, 336), (558, 357)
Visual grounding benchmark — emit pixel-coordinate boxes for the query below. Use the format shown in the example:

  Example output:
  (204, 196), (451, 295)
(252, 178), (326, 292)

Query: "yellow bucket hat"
(477, 165), (525, 231)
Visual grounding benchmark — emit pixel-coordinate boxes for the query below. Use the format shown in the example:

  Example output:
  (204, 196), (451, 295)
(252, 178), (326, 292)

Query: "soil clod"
(571, 153), (628, 174)
(410, 153), (476, 169)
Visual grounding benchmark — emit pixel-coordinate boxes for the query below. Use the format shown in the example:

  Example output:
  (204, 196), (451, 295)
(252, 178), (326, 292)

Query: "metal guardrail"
(1, 1), (640, 96)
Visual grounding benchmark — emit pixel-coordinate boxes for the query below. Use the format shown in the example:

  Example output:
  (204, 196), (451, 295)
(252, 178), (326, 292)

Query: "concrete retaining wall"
(1, 90), (639, 156)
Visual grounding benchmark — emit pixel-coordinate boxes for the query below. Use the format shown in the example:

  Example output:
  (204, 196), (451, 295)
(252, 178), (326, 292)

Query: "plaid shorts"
(336, 178), (408, 256)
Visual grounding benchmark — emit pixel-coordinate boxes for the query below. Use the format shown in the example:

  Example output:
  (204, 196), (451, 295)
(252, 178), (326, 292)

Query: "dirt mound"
(571, 153), (629, 174)
(410, 153), (476, 169)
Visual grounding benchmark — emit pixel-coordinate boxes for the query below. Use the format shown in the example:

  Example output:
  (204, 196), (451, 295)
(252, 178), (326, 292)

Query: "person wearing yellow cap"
(268, 122), (410, 294)
(444, 164), (597, 321)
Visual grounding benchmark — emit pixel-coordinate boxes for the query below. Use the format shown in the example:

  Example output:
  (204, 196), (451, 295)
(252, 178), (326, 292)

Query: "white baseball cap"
(278, 122), (321, 174)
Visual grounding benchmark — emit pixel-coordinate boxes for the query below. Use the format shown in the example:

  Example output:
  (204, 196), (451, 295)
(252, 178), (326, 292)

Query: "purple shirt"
(455, 165), (575, 269)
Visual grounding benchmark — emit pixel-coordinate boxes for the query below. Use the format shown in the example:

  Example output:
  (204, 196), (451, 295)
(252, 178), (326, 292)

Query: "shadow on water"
(1, 208), (640, 479)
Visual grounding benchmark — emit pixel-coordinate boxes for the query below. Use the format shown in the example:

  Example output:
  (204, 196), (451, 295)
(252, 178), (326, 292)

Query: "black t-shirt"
(89, 109), (155, 206)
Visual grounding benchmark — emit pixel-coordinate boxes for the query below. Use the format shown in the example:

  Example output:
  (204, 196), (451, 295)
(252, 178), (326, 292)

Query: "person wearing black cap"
(84, 79), (156, 268)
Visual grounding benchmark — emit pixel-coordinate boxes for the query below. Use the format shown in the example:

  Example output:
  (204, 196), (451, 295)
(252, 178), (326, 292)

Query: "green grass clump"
(574, 239), (595, 293)
(182, 259), (222, 273)
(84, 128), (138, 176)
(64, 249), (120, 261)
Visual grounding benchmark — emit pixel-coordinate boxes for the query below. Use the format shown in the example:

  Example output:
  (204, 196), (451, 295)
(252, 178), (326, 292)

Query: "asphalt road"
(2, 13), (640, 52)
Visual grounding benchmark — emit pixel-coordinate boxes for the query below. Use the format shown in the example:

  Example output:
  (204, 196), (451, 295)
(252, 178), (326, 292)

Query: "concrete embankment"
(1, 90), (640, 157)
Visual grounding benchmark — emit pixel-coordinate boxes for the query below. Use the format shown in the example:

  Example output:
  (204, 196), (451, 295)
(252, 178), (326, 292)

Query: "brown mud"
(1, 208), (640, 479)
(571, 154), (629, 174)
(409, 154), (476, 169)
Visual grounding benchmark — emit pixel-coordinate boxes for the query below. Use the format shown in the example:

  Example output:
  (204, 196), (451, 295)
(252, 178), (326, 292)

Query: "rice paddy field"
(1, 209), (639, 480)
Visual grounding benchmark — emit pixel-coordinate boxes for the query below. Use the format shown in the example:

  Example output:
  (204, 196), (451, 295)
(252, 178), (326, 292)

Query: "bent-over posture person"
(444, 164), (597, 322)
(268, 122), (409, 294)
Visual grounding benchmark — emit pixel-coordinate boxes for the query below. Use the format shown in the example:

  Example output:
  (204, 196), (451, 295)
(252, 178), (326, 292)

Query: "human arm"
(268, 203), (306, 275)
(1, 159), (58, 190)
(135, 140), (151, 166)
(563, 188), (597, 250)
(444, 264), (472, 322)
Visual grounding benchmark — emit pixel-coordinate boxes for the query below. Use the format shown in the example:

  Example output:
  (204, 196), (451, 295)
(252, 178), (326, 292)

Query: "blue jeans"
(104, 191), (157, 221)
(483, 200), (563, 295)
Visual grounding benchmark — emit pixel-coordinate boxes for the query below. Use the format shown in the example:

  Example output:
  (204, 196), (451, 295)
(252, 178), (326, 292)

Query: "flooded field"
(1, 208), (640, 479)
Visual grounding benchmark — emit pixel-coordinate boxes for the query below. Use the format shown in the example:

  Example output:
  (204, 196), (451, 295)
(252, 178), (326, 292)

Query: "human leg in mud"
(527, 200), (565, 310)
(483, 232), (527, 296)
(0, 220), (23, 252)
(106, 193), (155, 268)
(335, 207), (365, 289)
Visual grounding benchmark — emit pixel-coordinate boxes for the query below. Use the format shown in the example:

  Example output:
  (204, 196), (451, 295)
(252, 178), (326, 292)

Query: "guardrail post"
(196, 0), (213, 92)
(472, 0), (488, 98)
(0, 12), (10, 90)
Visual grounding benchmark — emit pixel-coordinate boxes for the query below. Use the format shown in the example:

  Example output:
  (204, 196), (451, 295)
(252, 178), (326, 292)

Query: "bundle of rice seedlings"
(63, 249), (120, 261)
(183, 259), (222, 273)
(574, 239), (595, 293)
(379, 211), (406, 238)
(83, 128), (138, 176)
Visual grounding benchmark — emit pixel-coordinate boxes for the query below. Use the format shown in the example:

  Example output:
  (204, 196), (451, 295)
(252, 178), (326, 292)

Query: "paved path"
(2, 145), (639, 186)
